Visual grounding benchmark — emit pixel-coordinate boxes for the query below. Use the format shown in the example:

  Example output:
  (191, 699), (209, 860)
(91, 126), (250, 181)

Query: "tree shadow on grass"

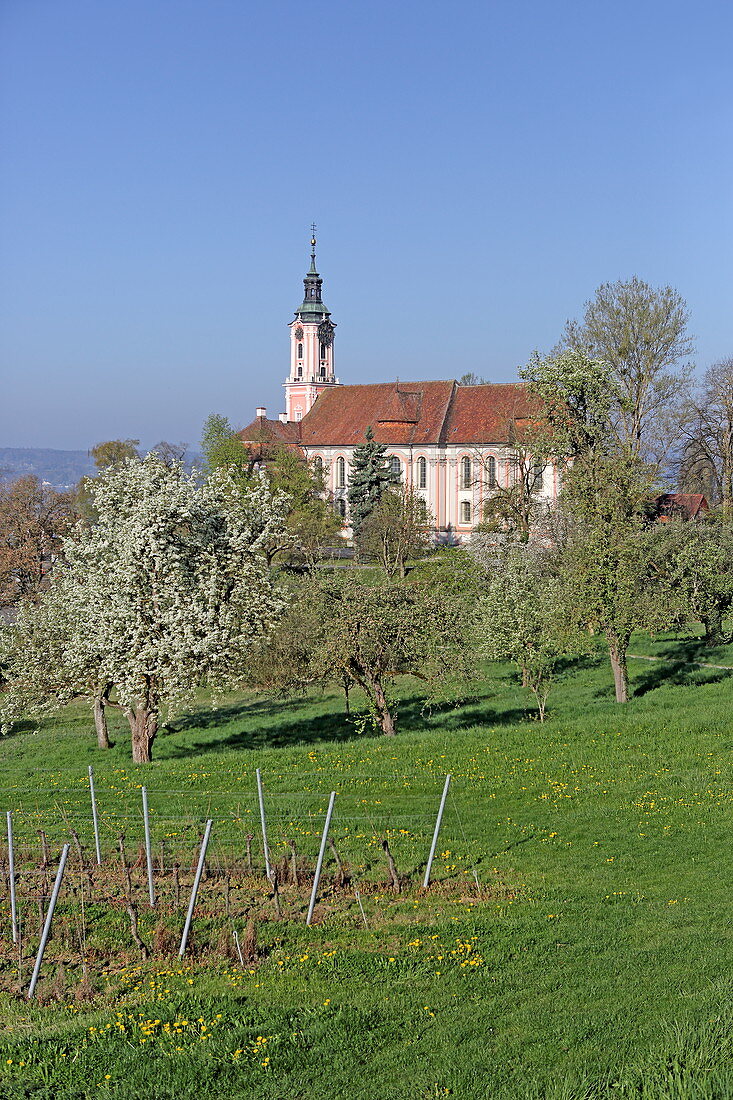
(171, 693), (319, 732)
(160, 691), (531, 759)
(633, 661), (731, 698)
(629, 635), (733, 697)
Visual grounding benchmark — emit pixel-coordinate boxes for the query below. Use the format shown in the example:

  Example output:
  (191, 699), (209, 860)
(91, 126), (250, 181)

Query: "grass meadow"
(1, 630), (733, 1097)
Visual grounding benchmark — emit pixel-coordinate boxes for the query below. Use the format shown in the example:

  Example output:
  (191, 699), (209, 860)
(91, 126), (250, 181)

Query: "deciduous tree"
(248, 571), (471, 736)
(677, 358), (733, 514)
(90, 439), (141, 469)
(562, 277), (693, 458)
(651, 519), (733, 645)
(0, 476), (75, 607)
(559, 453), (663, 702)
(1, 455), (288, 762)
(358, 487), (432, 577)
(201, 414), (341, 565)
(471, 540), (580, 721)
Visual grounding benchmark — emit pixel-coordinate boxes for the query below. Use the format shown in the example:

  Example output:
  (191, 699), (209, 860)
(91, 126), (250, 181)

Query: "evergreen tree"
(347, 427), (398, 547)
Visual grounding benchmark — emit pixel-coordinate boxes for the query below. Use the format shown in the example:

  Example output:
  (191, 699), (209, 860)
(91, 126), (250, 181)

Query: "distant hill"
(0, 448), (95, 491)
(0, 448), (203, 491)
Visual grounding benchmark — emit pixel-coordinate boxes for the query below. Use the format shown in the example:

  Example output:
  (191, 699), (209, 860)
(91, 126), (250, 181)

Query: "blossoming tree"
(1, 454), (288, 762)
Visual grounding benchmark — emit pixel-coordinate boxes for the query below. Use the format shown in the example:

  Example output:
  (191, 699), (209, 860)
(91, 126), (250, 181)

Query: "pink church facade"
(239, 239), (560, 542)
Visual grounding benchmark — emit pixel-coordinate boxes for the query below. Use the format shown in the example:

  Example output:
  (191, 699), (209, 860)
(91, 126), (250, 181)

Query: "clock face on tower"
(318, 320), (334, 346)
(294, 325), (304, 341)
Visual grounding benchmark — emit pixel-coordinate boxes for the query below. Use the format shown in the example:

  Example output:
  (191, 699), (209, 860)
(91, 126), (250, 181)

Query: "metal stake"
(178, 819), (212, 958)
(306, 791), (336, 926)
(7, 812), (17, 944)
(142, 787), (155, 907)
(256, 769), (271, 881)
(355, 889), (368, 929)
(28, 843), (69, 999)
(233, 930), (244, 967)
(88, 766), (101, 865)
(423, 774), (451, 889)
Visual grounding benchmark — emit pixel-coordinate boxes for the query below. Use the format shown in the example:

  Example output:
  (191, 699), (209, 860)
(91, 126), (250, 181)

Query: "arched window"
(487, 455), (497, 487)
(460, 500), (472, 524)
(297, 342), (303, 359)
(417, 456), (427, 489)
(313, 455), (323, 473)
(532, 461), (544, 492)
(388, 456), (402, 481)
(297, 365), (303, 378)
(460, 456), (472, 489)
(320, 343), (327, 360)
(335, 456), (346, 488)
(336, 499), (346, 518)
(319, 365), (326, 379)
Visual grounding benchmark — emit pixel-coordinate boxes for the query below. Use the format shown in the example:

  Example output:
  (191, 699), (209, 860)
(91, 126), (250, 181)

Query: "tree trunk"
(701, 608), (726, 646)
(607, 633), (629, 703)
(369, 675), (396, 736)
(92, 693), (111, 749)
(349, 663), (396, 735)
(127, 706), (159, 763)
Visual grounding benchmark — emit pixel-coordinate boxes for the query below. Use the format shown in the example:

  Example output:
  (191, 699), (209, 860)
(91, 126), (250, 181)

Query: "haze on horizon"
(2, 0), (732, 452)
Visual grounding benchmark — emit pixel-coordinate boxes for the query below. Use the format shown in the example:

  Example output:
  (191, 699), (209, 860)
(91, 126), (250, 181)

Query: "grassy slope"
(1, 631), (733, 1097)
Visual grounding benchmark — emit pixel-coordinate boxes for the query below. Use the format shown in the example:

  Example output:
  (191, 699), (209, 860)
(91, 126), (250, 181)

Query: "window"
(319, 365), (326, 378)
(320, 343), (327, 360)
(313, 455), (323, 472)
(460, 456), (472, 489)
(460, 500), (472, 524)
(335, 499), (346, 518)
(335, 456), (346, 488)
(297, 342), (303, 359)
(532, 462), (544, 492)
(297, 365), (303, 378)
(388, 456), (402, 480)
(295, 410), (303, 421)
(487, 455), (497, 487)
(417, 456), (427, 489)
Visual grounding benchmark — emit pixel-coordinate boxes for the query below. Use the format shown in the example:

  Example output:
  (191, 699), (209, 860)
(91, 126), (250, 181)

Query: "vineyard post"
(142, 787), (155, 908)
(423, 774), (451, 889)
(306, 791), (336, 927)
(256, 769), (271, 881)
(28, 843), (70, 999)
(88, 766), (102, 866)
(178, 819), (213, 958)
(7, 811), (17, 944)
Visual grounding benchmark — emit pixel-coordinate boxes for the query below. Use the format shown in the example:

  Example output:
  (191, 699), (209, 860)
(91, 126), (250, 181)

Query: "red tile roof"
(297, 381), (455, 447)
(442, 383), (542, 444)
(655, 493), (709, 520)
(237, 416), (302, 447)
(239, 380), (536, 449)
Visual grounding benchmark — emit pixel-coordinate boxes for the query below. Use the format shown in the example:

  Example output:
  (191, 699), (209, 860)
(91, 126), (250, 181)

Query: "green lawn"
(2, 631), (733, 1098)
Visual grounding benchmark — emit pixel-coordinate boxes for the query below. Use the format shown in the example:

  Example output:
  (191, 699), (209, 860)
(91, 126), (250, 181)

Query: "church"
(239, 236), (559, 541)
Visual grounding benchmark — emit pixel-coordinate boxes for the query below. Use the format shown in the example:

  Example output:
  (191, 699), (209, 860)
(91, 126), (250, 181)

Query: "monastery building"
(239, 237), (560, 541)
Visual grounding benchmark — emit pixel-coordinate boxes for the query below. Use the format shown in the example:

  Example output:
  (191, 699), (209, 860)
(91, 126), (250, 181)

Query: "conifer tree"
(347, 427), (398, 546)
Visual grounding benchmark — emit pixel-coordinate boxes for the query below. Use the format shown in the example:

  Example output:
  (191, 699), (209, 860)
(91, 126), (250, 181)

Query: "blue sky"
(2, 0), (732, 450)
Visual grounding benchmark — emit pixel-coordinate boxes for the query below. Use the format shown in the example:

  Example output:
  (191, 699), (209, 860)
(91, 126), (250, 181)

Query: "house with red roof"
(654, 493), (709, 521)
(239, 237), (560, 541)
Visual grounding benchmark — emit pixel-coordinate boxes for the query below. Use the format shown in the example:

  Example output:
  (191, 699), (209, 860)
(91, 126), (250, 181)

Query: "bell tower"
(284, 229), (339, 422)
